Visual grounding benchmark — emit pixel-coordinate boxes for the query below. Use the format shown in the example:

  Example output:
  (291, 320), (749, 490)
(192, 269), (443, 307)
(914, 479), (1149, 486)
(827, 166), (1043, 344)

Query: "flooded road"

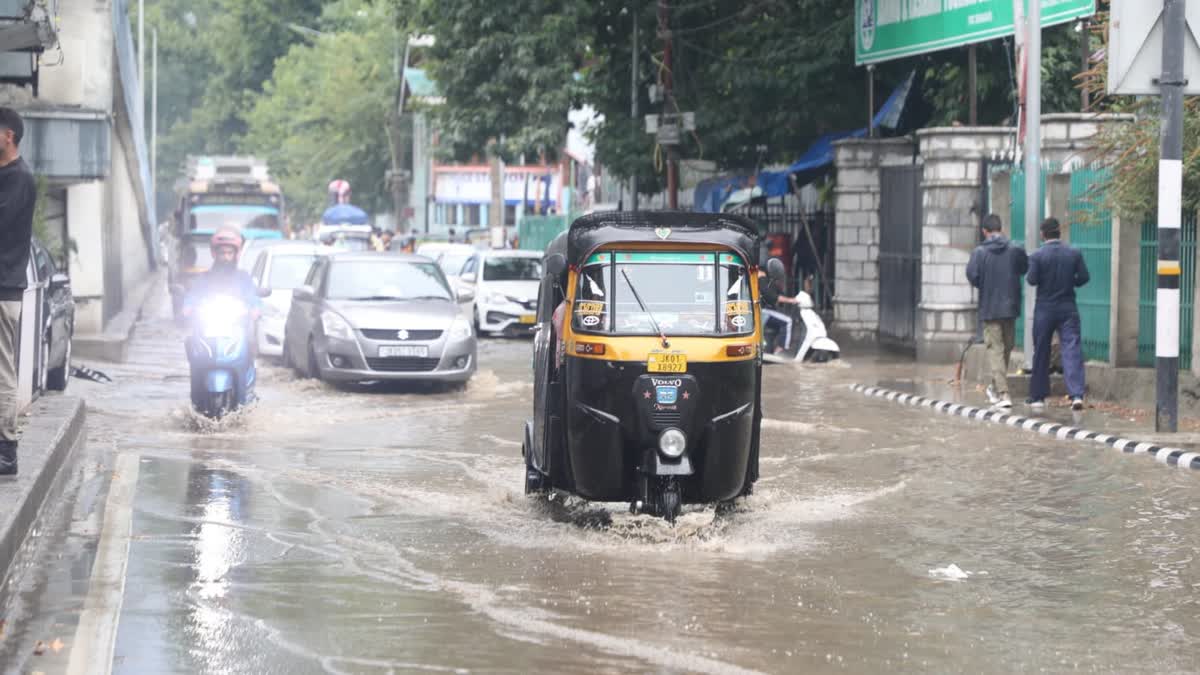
(4, 291), (1200, 674)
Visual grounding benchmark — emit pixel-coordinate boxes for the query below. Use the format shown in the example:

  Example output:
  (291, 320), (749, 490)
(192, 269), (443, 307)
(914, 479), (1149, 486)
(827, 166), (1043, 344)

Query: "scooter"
(762, 292), (840, 363)
(792, 291), (840, 362)
(184, 295), (256, 418)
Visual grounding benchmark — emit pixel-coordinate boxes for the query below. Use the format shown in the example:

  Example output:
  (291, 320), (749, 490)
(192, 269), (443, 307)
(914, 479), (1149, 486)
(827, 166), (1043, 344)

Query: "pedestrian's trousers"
(1030, 305), (1085, 402)
(982, 319), (1015, 398)
(0, 300), (20, 442)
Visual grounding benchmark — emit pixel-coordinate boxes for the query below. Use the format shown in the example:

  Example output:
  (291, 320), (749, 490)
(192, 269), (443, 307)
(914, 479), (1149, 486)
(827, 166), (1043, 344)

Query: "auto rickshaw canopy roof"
(553, 211), (762, 269)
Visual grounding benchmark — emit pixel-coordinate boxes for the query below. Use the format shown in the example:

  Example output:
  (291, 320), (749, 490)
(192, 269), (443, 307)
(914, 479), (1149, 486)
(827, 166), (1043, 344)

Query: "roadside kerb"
(0, 396), (86, 591)
(849, 384), (1200, 471)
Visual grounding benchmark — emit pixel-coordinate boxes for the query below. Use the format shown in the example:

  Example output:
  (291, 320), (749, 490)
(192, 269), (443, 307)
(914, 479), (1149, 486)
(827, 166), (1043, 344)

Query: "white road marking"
(66, 452), (140, 675)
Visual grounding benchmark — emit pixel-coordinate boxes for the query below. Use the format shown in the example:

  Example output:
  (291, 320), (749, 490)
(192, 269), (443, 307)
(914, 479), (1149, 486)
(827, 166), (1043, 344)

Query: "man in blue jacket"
(967, 214), (1028, 409)
(1027, 217), (1090, 412)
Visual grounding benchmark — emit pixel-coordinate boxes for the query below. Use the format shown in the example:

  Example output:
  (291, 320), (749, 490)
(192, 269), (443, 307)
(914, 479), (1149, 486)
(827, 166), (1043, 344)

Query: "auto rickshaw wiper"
(620, 268), (670, 349)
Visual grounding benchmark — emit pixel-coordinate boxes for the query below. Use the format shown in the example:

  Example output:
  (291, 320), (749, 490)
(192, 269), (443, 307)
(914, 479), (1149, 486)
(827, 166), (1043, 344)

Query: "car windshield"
(483, 257), (541, 281)
(438, 253), (471, 276)
(572, 251), (753, 336)
(326, 260), (453, 301)
(189, 204), (280, 231)
(269, 254), (317, 290)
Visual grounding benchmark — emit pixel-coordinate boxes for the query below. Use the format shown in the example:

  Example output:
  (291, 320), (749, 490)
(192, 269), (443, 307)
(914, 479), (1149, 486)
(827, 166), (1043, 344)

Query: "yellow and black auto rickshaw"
(523, 212), (784, 523)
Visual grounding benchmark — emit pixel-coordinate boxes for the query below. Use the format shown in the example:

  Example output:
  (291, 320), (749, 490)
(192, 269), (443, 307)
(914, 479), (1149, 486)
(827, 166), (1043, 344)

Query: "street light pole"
(138, 0), (145, 102)
(1156, 0), (1186, 432)
(658, 0), (677, 209)
(1022, 0), (1041, 370)
(151, 28), (157, 203)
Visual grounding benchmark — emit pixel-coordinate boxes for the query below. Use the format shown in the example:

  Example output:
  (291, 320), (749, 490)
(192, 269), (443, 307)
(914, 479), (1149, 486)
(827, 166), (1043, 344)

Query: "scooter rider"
(757, 265), (801, 354)
(182, 227), (262, 323)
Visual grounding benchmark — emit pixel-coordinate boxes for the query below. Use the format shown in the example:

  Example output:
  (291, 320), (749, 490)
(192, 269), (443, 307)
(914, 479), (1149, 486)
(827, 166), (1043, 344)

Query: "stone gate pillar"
(832, 137), (915, 342)
(916, 128), (1013, 362)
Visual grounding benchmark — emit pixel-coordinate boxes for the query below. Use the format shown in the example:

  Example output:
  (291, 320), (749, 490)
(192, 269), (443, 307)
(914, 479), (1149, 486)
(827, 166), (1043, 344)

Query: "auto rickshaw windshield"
(572, 251), (754, 336)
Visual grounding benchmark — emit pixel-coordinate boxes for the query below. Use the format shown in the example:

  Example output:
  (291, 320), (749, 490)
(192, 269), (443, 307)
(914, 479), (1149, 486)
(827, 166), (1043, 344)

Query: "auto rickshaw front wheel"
(659, 481), (681, 524)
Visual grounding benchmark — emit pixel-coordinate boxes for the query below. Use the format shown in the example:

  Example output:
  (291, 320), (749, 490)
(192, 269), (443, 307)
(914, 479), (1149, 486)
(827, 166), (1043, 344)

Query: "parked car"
(29, 238), (75, 392)
(238, 236), (289, 273)
(454, 249), (543, 336)
(282, 252), (476, 386)
(248, 242), (329, 357)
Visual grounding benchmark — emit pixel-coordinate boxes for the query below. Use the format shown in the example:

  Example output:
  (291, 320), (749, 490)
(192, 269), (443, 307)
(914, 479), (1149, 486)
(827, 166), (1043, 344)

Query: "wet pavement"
(3, 290), (1200, 674)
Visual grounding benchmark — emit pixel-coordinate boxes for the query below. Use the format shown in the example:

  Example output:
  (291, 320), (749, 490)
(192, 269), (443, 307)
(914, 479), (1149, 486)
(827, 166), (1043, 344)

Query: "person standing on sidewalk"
(966, 214), (1029, 409)
(0, 107), (37, 476)
(1026, 217), (1090, 412)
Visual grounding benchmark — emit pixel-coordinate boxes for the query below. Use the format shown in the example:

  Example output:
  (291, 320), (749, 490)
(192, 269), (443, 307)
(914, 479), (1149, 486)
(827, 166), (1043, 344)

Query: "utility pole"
(630, 2), (640, 212)
(867, 65), (875, 137)
(1080, 20), (1091, 110)
(968, 44), (978, 125)
(658, 0), (677, 209)
(1022, 0), (1041, 368)
(1156, 0), (1186, 432)
(392, 36), (413, 233)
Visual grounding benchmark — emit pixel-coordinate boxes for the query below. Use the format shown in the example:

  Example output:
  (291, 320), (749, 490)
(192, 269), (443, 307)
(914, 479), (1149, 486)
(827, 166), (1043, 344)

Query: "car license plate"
(379, 345), (428, 358)
(519, 314), (536, 324)
(647, 352), (687, 373)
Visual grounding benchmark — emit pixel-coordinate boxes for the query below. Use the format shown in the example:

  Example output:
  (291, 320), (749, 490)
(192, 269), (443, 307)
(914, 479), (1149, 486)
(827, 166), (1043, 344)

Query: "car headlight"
(321, 311), (355, 341)
(261, 302), (284, 319)
(658, 428), (687, 458)
(485, 291), (509, 305)
(449, 317), (473, 340)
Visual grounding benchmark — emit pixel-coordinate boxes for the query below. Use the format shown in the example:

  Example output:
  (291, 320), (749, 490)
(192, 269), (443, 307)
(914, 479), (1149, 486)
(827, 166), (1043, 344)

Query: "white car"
(415, 242), (477, 277)
(249, 243), (329, 357)
(454, 250), (543, 336)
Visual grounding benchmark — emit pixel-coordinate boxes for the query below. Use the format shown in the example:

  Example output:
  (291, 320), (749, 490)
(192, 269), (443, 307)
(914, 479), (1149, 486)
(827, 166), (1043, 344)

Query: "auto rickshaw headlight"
(658, 428), (687, 458)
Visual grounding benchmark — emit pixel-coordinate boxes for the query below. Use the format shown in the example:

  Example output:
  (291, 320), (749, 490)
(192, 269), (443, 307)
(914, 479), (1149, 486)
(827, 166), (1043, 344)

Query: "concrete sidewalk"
(0, 395), (86, 592)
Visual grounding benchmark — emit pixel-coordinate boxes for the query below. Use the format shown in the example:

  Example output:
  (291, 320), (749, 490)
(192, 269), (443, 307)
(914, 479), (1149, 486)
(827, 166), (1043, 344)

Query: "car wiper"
(348, 295), (405, 301)
(620, 268), (670, 349)
(407, 295), (451, 301)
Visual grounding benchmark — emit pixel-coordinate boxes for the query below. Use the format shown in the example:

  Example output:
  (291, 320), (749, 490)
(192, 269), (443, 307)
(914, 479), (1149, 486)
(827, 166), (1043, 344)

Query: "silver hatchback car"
(282, 252), (477, 385)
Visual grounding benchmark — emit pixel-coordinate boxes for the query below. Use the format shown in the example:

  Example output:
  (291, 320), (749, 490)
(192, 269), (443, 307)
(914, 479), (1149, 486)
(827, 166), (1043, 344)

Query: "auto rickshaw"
(523, 212), (785, 523)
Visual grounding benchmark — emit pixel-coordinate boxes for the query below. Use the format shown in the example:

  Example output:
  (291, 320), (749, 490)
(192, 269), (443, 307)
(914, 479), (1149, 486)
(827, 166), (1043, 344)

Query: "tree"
(242, 0), (398, 222)
(406, 0), (591, 162)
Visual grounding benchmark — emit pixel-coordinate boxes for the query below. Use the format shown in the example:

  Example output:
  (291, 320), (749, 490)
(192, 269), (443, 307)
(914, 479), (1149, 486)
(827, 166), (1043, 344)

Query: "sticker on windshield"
(580, 315), (601, 327)
(576, 301), (606, 315)
(725, 300), (751, 315)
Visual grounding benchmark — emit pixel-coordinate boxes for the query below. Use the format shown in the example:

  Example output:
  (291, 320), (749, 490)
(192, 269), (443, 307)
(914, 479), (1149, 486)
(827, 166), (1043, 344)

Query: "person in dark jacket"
(966, 214), (1029, 408)
(1027, 217), (1090, 411)
(0, 107), (36, 476)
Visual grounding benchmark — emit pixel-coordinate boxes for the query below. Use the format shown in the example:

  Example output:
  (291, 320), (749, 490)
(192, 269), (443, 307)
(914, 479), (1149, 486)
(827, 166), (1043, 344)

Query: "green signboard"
(856, 0), (1096, 65)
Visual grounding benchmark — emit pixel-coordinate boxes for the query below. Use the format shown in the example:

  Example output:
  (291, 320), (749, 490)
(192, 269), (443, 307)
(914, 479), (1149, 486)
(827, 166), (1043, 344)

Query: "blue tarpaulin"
(695, 72), (915, 212)
(322, 203), (369, 225)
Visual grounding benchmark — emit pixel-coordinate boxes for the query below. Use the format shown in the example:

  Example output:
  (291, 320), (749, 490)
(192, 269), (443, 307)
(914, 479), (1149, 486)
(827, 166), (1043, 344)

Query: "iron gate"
(878, 166), (923, 346)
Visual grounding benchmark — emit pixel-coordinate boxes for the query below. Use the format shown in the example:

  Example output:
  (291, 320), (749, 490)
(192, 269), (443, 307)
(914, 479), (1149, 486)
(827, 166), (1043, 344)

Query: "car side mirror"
(544, 253), (567, 280)
(293, 285), (314, 302)
(766, 258), (786, 288)
(457, 288), (475, 303)
(257, 286), (272, 298)
(49, 272), (70, 290)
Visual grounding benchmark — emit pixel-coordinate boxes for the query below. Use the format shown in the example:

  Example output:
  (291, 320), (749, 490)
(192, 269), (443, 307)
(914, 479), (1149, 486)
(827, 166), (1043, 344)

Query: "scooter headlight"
(199, 296), (247, 338)
(658, 428), (687, 458)
(321, 311), (355, 341)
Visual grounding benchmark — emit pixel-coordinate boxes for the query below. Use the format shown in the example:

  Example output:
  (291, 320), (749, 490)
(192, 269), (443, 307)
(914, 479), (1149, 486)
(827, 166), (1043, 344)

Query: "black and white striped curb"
(850, 384), (1200, 471)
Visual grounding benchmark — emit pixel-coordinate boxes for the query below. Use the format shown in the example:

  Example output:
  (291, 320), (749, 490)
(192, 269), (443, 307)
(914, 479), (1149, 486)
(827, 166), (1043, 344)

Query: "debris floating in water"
(928, 563), (973, 581)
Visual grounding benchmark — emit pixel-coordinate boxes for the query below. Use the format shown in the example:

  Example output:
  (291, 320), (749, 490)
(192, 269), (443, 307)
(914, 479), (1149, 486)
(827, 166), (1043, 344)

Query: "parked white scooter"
(792, 291), (840, 362)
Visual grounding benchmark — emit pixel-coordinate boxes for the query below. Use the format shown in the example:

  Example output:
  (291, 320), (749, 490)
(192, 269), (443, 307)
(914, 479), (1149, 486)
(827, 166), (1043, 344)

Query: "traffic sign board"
(856, 0), (1095, 66)
(1108, 0), (1200, 95)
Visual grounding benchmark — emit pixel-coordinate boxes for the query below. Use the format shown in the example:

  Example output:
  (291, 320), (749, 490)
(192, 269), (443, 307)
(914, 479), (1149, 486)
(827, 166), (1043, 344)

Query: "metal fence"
(1069, 167), (1113, 363)
(1138, 215), (1198, 369)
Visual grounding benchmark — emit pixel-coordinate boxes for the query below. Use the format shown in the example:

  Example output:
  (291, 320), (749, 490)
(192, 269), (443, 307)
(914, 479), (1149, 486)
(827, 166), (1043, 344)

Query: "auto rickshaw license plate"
(519, 314), (536, 324)
(647, 352), (687, 373)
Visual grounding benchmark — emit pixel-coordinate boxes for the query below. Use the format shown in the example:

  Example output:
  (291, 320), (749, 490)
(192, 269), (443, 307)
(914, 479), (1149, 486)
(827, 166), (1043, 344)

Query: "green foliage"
(406, 0), (590, 162)
(242, 0), (398, 223)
